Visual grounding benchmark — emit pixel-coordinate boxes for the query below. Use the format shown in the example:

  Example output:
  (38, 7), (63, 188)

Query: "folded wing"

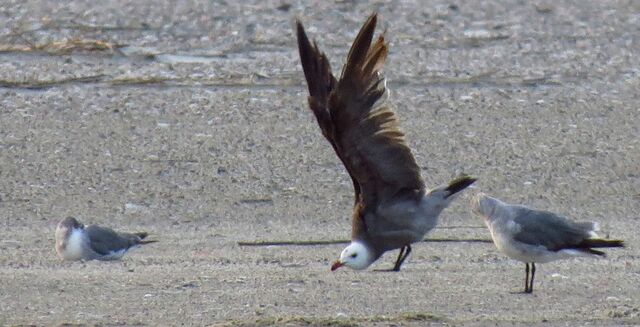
(512, 207), (596, 251)
(85, 225), (140, 255)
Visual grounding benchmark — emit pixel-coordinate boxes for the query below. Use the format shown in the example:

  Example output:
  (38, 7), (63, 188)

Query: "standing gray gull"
(471, 193), (624, 293)
(55, 216), (157, 261)
(296, 13), (476, 272)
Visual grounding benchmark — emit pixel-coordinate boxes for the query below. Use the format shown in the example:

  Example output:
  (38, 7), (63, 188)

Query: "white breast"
(63, 229), (87, 260)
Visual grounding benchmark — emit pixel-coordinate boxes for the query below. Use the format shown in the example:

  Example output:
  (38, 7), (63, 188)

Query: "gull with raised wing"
(471, 193), (624, 293)
(296, 13), (476, 272)
(55, 216), (157, 261)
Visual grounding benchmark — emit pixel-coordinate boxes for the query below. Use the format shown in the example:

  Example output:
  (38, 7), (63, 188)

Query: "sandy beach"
(0, 1), (639, 325)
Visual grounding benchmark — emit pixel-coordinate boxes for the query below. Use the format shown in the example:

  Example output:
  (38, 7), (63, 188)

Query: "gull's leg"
(528, 263), (536, 293)
(392, 246), (406, 271)
(524, 263), (530, 293)
(392, 245), (412, 271)
(399, 245), (412, 268)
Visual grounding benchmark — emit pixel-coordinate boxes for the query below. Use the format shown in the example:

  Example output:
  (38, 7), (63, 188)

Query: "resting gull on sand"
(55, 216), (157, 261)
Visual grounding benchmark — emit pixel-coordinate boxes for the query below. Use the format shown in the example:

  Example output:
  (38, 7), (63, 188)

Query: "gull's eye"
(350, 253), (357, 258)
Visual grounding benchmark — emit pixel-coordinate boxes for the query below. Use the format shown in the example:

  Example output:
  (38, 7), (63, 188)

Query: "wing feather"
(85, 225), (138, 255)
(297, 14), (425, 239)
(296, 19), (361, 203)
(329, 14), (424, 206)
(512, 208), (594, 251)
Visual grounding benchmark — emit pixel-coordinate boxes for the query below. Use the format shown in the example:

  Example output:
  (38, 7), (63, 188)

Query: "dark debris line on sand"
(238, 238), (492, 247)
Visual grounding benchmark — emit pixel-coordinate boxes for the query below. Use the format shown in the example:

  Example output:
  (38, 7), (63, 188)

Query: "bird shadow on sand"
(509, 290), (536, 295)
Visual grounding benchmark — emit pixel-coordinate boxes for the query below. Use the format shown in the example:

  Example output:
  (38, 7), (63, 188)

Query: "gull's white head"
(331, 241), (373, 271)
(471, 193), (500, 218)
(55, 217), (86, 261)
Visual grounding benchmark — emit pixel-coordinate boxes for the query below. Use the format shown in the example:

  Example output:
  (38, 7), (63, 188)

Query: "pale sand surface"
(0, 1), (639, 326)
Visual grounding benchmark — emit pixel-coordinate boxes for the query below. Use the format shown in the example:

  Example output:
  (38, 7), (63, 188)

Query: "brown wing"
(296, 19), (361, 203)
(329, 14), (425, 208)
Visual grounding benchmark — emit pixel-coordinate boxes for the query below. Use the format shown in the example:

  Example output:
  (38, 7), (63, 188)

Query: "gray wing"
(84, 225), (139, 255)
(512, 207), (595, 251)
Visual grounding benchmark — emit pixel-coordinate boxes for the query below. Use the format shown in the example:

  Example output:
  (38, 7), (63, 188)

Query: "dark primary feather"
(296, 19), (361, 203)
(571, 238), (624, 256)
(85, 225), (144, 255)
(444, 175), (477, 198)
(576, 238), (624, 248)
(297, 13), (426, 240)
(327, 13), (425, 207)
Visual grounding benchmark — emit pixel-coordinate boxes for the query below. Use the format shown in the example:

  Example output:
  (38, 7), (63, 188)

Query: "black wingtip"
(566, 238), (624, 258)
(134, 232), (149, 240)
(296, 16), (334, 98)
(134, 232), (158, 245)
(295, 18), (306, 45)
(295, 18), (312, 79)
(445, 175), (477, 198)
(579, 238), (625, 249)
(343, 13), (378, 74)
